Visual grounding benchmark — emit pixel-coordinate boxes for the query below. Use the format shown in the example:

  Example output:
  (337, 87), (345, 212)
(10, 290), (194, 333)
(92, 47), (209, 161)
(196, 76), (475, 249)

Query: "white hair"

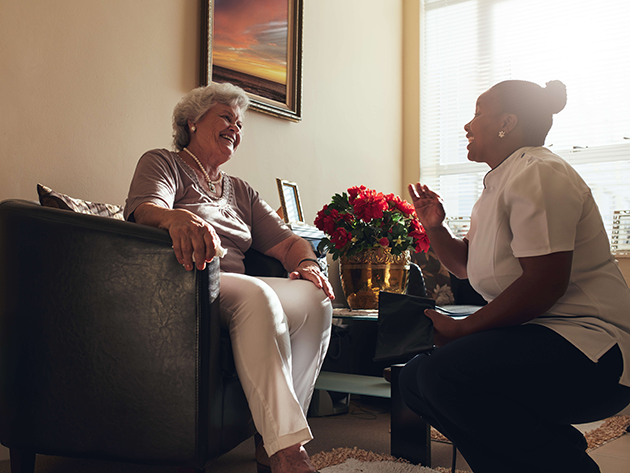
(172, 83), (250, 150)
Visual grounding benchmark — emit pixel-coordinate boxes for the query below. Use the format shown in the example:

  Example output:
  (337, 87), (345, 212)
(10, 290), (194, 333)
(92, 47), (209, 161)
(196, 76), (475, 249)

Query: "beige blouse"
(124, 149), (293, 274)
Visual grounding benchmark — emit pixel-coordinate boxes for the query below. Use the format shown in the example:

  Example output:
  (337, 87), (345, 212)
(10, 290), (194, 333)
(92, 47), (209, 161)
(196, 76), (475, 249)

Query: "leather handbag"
(373, 291), (436, 362)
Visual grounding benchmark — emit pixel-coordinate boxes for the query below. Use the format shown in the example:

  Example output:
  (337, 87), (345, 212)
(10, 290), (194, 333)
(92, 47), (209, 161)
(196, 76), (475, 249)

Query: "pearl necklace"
(183, 147), (223, 193)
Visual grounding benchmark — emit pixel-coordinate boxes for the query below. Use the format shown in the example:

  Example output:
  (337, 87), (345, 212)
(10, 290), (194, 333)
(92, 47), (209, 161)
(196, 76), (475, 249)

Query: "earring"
(498, 130), (505, 138)
(191, 125), (196, 132)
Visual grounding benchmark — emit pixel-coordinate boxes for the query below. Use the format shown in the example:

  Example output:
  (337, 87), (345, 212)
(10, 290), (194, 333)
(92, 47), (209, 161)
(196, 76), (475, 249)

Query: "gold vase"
(339, 248), (411, 309)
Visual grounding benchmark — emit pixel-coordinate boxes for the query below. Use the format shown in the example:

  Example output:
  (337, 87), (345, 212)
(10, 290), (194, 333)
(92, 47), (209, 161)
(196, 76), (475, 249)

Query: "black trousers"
(398, 324), (630, 473)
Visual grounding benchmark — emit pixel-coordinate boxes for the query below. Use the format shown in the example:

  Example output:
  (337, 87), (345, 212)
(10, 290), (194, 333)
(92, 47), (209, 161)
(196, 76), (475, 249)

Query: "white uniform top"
(467, 146), (630, 387)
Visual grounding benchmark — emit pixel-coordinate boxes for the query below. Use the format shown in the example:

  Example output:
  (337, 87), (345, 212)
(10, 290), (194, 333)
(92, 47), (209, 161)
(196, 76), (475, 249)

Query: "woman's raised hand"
(407, 183), (446, 230)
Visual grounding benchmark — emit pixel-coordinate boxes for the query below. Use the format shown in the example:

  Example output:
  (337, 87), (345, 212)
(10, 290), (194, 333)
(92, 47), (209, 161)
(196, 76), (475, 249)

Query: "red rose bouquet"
(314, 185), (430, 260)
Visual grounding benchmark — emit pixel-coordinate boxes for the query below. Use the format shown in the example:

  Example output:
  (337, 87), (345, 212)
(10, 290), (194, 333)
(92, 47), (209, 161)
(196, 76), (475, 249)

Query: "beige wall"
(0, 0), (407, 459)
(0, 0), (406, 225)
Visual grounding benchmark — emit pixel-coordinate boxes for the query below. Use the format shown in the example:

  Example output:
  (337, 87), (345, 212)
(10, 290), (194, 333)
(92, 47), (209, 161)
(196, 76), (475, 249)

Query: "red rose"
(315, 207), (344, 234)
(410, 218), (422, 231)
(352, 189), (388, 222)
(341, 212), (355, 224)
(396, 199), (416, 217)
(384, 193), (397, 205)
(379, 237), (390, 247)
(314, 205), (329, 231)
(330, 228), (352, 249)
(348, 185), (367, 204)
(411, 229), (430, 253)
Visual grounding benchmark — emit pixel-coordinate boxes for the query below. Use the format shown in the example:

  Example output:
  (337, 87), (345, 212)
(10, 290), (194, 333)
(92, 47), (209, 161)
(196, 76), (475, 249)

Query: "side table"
(313, 307), (434, 467)
(315, 308), (391, 398)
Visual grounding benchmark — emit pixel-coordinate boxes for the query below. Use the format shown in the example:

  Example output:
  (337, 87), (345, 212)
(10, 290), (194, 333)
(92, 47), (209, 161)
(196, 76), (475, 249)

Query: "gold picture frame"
(200, 0), (304, 122)
(276, 178), (304, 224)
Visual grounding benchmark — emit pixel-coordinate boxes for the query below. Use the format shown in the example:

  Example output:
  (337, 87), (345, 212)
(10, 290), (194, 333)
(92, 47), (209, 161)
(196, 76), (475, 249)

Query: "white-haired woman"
(125, 83), (333, 473)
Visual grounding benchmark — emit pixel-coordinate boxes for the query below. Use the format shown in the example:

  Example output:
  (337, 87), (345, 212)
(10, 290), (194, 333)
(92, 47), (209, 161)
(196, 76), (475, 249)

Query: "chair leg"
(390, 364), (432, 466)
(9, 450), (35, 473)
(451, 443), (457, 473)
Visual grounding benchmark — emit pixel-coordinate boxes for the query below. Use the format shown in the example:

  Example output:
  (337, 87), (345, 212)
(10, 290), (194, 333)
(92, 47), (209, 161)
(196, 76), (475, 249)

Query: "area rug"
(311, 415), (630, 473)
(312, 448), (446, 473)
(583, 415), (630, 451)
(311, 447), (467, 473)
(319, 457), (440, 472)
(428, 415), (630, 452)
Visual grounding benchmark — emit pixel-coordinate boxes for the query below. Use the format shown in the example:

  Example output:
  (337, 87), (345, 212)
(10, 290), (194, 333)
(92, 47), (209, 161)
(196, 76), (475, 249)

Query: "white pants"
(220, 273), (333, 456)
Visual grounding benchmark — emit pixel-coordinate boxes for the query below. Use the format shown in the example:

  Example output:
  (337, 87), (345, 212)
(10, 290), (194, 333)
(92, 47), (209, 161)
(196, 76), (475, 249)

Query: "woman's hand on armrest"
(133, 202), (224, 271)
(265, 235), (335, 300)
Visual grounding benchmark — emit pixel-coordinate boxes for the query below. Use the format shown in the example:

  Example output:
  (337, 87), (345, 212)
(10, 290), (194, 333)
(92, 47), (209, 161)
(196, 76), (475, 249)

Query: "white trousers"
(219, 273), (333, 456)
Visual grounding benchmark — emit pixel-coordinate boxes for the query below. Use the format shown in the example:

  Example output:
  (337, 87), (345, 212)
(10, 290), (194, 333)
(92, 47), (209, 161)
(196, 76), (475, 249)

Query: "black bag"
(373, 291), (436, 363)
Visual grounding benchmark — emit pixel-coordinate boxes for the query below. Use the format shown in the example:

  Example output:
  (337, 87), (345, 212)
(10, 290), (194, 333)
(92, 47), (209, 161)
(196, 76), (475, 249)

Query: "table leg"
(390, 364), (431, 466)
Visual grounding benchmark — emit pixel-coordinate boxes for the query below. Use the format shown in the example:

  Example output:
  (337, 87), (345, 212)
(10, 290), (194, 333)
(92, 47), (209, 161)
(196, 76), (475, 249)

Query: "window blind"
(420, 0), (630, 238)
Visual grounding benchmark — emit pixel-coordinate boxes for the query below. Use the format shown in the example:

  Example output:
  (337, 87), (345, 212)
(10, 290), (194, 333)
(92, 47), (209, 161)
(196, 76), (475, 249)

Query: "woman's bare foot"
(269, 443), (317, 473)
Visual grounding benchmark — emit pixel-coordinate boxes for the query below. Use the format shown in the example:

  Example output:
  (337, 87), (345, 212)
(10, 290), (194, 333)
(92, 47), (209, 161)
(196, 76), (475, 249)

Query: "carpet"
(311, 415), (630, 473)
(319, 457), (441, 472)
(427, 415), (630, 452)
(312, 449), (445, 473)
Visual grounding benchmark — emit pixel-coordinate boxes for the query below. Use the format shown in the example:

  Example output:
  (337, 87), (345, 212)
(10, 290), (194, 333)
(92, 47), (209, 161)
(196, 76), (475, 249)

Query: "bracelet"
(297, 258), (320, 268)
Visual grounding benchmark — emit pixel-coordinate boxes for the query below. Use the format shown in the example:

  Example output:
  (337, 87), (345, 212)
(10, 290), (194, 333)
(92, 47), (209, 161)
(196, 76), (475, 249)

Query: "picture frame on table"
(200, 0), (304, 122)
(276, 178), (305, 225)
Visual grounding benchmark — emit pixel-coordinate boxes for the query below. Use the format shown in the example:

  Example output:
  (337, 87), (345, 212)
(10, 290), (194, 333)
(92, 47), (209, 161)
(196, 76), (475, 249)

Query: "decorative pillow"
(412, 246), (455, 305)
(37, 183), (124, 220)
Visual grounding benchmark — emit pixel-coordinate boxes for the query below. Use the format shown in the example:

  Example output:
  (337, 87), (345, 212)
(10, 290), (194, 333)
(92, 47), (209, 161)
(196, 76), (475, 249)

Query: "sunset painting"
(212, 0), (288, 104)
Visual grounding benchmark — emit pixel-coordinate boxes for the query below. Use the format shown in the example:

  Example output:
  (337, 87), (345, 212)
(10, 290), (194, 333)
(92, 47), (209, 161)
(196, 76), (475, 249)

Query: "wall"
(0, 0), (404, 226)
(0, 0), (403, 461)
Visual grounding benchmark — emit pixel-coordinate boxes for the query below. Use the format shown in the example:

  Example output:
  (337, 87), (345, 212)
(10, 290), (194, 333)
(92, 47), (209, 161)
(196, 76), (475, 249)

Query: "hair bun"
(544, 80), (567, 114)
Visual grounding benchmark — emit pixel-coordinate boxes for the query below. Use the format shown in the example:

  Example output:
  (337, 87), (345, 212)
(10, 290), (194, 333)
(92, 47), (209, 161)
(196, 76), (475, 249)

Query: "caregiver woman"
(400, 80), (630, 473)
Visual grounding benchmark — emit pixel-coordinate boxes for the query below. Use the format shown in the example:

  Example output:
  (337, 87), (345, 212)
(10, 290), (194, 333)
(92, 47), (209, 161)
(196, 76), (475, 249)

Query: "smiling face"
(190, 102), (243, 167)
(464, 90), (506, 166)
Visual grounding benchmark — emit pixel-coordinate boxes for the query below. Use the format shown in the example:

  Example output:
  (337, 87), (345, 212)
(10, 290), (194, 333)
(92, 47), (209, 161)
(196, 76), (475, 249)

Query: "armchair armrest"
(0, 200), (219, 465)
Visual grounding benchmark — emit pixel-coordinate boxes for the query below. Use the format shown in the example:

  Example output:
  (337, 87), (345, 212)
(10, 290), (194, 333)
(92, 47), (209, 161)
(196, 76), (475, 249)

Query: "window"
(420, 0), (630, 239)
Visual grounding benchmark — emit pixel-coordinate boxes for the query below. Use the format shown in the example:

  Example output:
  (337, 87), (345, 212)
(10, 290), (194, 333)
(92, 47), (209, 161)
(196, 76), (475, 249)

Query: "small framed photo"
(276, 178), (304, 224)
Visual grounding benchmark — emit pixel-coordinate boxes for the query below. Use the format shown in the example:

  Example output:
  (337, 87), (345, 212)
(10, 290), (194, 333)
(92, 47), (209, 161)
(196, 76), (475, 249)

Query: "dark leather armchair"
(0, 200), (278, 472)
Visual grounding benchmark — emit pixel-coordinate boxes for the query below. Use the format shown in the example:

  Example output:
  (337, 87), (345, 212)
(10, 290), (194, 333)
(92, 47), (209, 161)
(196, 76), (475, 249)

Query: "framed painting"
(276, 178), (305, 224)
(201, 0), (304, 122)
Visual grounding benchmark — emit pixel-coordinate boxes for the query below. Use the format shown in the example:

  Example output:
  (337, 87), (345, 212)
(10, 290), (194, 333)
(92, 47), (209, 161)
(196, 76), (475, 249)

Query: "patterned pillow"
(412, 246), (455, 305)
(37, 184), (124, 220)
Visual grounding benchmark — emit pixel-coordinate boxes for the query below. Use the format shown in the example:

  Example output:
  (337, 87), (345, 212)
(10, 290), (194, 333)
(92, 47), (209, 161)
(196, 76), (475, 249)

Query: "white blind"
(420, 0), (630, 238)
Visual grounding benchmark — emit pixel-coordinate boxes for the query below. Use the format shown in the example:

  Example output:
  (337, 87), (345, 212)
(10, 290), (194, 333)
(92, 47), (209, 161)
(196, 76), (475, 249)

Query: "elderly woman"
(400, 80), (630, 473)
(124, 83), (333, 473)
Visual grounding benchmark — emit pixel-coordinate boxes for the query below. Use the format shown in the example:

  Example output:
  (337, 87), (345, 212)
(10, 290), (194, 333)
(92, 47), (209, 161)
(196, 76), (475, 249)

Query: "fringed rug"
(311, 415), (630, 473)
(312, 448), (447, 473)
(584, 415), (630, 451)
